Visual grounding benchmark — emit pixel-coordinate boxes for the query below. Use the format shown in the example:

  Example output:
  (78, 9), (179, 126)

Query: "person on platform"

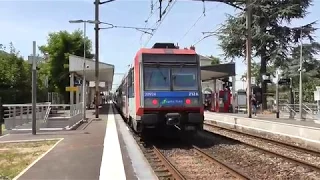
(251, 95), (257, 117)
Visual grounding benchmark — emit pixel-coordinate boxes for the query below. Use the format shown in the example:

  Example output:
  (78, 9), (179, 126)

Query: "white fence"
(2, 102), (84, 131)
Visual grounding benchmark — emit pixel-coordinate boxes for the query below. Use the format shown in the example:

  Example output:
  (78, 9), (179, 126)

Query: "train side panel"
(128, 68), (136, 123)
(130, 53), (143, 132)
(134, 52), (143, 115)
(121, 78), (127, 118)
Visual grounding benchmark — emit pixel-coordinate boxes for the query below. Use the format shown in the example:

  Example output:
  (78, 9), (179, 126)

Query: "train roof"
(134, 47), (197, 65)
(135, 48), (196, 56)
(134, 42), (196, 59)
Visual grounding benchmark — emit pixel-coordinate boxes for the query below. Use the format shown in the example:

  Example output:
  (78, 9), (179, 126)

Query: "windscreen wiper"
(173, 63), (184, 80)
(156, 64), (167, 82)
(146, 66), (167, 88)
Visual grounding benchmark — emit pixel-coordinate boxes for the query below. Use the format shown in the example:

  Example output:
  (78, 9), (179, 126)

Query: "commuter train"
(114, 43), (204, 136)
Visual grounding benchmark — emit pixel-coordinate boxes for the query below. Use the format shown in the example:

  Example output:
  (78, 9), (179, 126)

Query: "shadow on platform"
(91, 104), (112, 115)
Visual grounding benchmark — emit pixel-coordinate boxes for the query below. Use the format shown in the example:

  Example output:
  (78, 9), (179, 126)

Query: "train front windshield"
(172, 67), (198, 90)
(144, 67), (170, 90)
(144, 66), (198, 91)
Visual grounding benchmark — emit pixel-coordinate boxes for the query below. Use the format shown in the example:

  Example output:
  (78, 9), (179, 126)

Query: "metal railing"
(279, 103), (319, 120)
(280, 104), (296, 116)
(44, 102), (52, 123)
(2, 102), (85, 131)
(68, 103), (84, 128)
(70, 103), (83, 117)
(3, 102), (51, 130)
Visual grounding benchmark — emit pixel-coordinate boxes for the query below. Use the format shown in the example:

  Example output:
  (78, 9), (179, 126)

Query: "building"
(199, 55), (224, 94)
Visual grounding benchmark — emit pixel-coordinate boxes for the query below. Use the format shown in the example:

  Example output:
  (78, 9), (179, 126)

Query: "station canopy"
(201, 63), (236, 81)
(69, 55), (114, 91)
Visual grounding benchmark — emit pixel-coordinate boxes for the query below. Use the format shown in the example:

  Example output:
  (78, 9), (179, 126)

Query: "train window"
(128, 86), (134, 98)
(132, 68), (134, 97)
(131, 80), (135, 97)
(132, 68), (134, 83)
(144, 67), (170, 90)
(172, 67), (198, 90)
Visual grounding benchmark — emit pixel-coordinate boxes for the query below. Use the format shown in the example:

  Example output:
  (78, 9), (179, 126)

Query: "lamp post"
(69, 19), (96, 121)
(93, 0), (117, 119)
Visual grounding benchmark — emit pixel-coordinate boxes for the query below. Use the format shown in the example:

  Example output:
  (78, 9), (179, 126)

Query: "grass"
(0, 140), (58, 180)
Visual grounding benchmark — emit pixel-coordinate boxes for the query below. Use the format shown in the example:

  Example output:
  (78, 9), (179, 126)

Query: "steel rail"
(192, 145), (251, 180)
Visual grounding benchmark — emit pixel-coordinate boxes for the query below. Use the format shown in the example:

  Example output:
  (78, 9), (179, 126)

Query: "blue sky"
(0, 0), (319, 91)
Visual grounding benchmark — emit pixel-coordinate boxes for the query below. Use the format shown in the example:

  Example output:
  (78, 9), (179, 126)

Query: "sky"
(0, 0), (320, 92)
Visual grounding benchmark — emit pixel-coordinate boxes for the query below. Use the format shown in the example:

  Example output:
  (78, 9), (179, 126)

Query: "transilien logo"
(161, 99), (167, 105)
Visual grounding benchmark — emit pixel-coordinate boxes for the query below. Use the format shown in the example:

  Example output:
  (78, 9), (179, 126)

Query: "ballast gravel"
(204, 124), (320, 168)
(161, 148), (240, 180)
(196, 128), (320, 180)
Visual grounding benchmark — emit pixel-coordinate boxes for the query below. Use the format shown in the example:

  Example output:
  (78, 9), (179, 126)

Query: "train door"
(125, 78), (129, 117)
(122, 80), (127, 116)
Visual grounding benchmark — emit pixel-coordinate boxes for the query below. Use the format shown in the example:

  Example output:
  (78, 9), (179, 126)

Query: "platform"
(0, 103), (157, 180)
(204, 111), (320, 150)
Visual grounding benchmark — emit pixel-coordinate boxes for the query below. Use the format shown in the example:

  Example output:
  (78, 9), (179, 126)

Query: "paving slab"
(205, 111), (320, 128)
(205, 111), (320, 150)
(1, 105), (110, 180)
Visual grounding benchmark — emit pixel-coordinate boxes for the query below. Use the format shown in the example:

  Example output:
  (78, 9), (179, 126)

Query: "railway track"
(116, 108), (251, 178)
(157, 144), (250, 180)
(204, 122), (320, 155)
(204, 122), (320, 173)
(144, 145), (187, 180)
(137, 134), (250, 179)
(113, 103), (320, 179)
(191, 145), (250, 180)
(113, 104), (186, 179)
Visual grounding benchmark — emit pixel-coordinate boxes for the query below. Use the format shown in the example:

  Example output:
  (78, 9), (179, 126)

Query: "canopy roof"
(201, 63), (236, 81)
(69, 55), (114, 91)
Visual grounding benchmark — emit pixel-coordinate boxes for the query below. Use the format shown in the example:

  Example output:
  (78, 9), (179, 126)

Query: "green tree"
(217, 0), (316, 109)
(207, 55), (221, 65)
(36, 60), (52, 102)
(0, 43), (31, 103)
(282, 42), (320, 102)
(39, 30), (94, 103)
(241, 61), (276, 86)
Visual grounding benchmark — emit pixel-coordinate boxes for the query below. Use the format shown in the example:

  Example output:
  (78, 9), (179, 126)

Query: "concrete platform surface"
(0, 103), (157, 180)
(218, 112), (320, 128)
(205, 111), (320, 150)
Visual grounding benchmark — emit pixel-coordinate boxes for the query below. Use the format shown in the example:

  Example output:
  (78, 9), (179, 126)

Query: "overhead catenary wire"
(190, 0), (260, 47)
(178, 14), (205, 43)
(140, 0), (160, 46)
(143, 0), (178, 47)
(178, 5), (218, 44)
(192, 23), (225, 46)
(144, 0), (177, 45)
(99, 22), (155, 34)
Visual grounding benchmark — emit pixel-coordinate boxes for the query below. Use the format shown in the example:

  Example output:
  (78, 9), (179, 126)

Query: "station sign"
(66, 86), (78, 92)
(278, 78), (291, 86)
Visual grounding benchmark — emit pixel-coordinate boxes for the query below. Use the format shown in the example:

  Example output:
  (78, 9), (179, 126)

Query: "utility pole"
(275, 70), (280, 118)
(246, 0), (252, 118)
(32, 41), (37, 135)
(94, 0), (100, 119)
(0, 97), (3, 136)
(289, 77), (294, 119)
(299, 28), (304, 120)
(83, 21), (87, 121)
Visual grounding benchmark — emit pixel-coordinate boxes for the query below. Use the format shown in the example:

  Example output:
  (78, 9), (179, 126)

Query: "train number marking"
(144, 92), (157, 97)
(188, 92), (199, 96)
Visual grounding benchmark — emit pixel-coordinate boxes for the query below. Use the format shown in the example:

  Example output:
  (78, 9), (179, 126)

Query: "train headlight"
(144, 98), (160, 108)
(184, 98), (199, 107)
